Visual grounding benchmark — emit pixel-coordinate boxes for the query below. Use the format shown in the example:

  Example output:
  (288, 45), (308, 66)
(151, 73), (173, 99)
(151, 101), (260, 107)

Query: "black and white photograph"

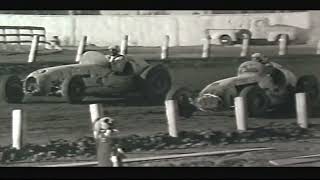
(0, 8), (320, 177)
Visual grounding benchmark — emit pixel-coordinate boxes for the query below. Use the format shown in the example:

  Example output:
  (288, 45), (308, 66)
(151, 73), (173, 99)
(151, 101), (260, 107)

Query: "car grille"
(25, 77), (39, 93)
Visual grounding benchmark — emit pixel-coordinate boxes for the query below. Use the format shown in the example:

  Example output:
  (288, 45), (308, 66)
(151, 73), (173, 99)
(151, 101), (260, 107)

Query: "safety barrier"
(0, 26), (47, 47)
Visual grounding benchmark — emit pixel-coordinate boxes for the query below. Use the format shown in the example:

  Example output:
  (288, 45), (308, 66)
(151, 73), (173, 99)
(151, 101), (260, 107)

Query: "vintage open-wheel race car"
(167, 60), (319, 118)
(0, 51), (172, 104)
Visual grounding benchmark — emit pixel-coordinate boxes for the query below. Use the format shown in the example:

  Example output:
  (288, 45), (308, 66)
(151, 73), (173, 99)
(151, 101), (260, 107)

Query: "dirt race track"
(1, 45), (320, 167)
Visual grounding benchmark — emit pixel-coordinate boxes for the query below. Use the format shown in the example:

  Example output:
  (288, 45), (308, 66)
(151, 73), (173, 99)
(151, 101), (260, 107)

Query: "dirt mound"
(0, 122), (314, 165)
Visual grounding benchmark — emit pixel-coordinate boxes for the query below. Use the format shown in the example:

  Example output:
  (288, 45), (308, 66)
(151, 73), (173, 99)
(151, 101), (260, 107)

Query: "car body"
(0, 51), (172, 104)
(207, 18), (308, 45)
(169, 60), (318, 117)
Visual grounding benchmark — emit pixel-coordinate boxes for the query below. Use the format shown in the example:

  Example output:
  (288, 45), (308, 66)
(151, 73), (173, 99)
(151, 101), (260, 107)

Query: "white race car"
(168, 60), (319, 117)
(0, 51), (172, 104)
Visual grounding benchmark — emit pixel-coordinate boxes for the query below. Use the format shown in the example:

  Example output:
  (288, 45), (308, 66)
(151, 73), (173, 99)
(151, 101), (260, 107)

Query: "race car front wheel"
(239, 85), (270, 117)
(219, 35), (233, 46)
(296, 75), (319, 115)
(61, 76), (85, 104)
(0, 75), (24, 104)
(166, 86), (197, 118)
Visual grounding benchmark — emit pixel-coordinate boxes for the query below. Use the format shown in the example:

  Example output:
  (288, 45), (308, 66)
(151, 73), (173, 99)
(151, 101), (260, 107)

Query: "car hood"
(25, 63), (110, 81)
(199, 73), (259, 96)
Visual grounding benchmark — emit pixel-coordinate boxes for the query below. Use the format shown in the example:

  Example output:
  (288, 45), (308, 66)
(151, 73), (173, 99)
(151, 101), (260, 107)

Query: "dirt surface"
(1, 45), (320, 167)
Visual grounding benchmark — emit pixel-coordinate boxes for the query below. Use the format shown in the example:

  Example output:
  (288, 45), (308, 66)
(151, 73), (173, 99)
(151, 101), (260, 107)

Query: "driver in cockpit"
(105, 45), (129, 75)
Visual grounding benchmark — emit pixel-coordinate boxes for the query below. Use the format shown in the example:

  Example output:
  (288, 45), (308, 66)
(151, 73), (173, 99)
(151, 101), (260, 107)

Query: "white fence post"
(12, 109), (26, 150)
(234, 97), (247, 131)
(28, 35), (39, 63)
(165, 100), (179, 137)
(202, 33), (211, 58)
(75, 36), (87, 62)
(161, 35), (169, 59)
(278, 34), (288, 56)
(295, 93), (308, 128)
(120, 35), (128, 55)
(240, 34), (250, 57)
(89, 104), (104, 138)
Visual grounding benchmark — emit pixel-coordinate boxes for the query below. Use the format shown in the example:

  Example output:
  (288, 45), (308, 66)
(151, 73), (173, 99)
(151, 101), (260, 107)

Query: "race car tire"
(0, 75), (24, 104)
(142, 65), (171, 105)
(275, 34), (290, 45)
(166, 86), (197, 118)
(236, 29), (252, 42)
(296, 75), (319, 107)
(219, 35), (233, 46)
(61, 75), (85, 104)
(239, 85), (270, 117)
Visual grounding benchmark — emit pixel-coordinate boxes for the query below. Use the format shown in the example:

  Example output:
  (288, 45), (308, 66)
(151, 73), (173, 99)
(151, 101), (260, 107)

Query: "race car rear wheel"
(239, 85), (270, 117)
(142, 65), (171, 105)
(0, 75), (24, 104)
(296, 75), (319, 107)
(61, 76), (85, 104)
(166, 86), (197, 118)
(236, 29), (252, 42)
(275, 34), (290, 45)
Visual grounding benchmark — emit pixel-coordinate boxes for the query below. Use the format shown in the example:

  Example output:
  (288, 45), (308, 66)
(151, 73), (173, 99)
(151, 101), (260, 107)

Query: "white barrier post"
(89, 104), (104, 138)
(12, 109), (26, 150)
(234, 97), (247, 131)
(120, 35), (128, 55)
(161, 35), (169, 59)
(28, 35), (39, 63)
(316, 40), (320, 55)
(278, 34), (288, 56)
(165, 100), (179, 137)
(240, 34), (250, 57)
(295, 93), (308, 128)
(75, 36), (87, 62)
(202, 33), (211, 58)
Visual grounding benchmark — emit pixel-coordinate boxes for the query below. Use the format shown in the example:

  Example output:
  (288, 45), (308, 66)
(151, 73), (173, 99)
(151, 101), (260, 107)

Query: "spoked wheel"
(296, 75), (319, 115)
(239, 85), (270, 117)
(142, 65), (172, 105)
(0, 75), (24, 104)
(61, 76), (85, 104)
(166, 86), (197, 118)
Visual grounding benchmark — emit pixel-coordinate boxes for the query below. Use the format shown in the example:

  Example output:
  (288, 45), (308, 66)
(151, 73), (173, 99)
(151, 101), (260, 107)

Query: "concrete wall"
(0, 12), (314, 47)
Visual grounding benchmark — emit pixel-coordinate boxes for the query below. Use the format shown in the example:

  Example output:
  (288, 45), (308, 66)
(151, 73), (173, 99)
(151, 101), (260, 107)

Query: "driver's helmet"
(251, 53), (269, 64)
(108, 45), (120, 53)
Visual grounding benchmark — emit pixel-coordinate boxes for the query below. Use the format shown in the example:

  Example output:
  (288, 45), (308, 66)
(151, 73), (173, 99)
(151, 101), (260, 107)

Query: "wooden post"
(234, 97), (247, 131)
(28, 35), (39, 63)
(165, 100), (178, 137)
(89, 104), (104, 138)
(75, 36), (87, 62)
(202, 33), (211, 58)
(120, 35), (128, 55)
(16, 29), (21, 45)
(160, 35), (169, 59)
(12, 109), (26, 150)
(240, 34), (250, 57)
(0, 28), (6, 50)
(278, 34), (288, 56)
(295, 93), (308, 128)
(316, 40), (320, 55)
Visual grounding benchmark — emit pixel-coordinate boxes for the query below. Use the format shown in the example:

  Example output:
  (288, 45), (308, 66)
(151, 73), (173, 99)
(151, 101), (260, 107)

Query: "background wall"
(0, 11), (317, 47)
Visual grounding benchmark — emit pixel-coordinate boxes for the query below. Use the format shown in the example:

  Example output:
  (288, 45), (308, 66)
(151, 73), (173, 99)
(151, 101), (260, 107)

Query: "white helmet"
(108, 45), (120, 52)
(251, 53), (269, 64)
